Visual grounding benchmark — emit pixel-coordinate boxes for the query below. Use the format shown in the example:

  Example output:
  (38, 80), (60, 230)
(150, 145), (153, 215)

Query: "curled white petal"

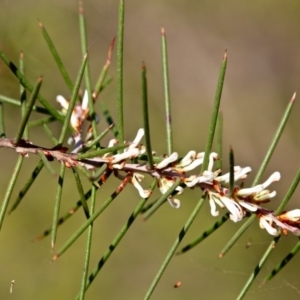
(81, 90), (89, 110)
(282, 209), (300, 222)
(254, 190), (276, 201)
(237, 172), (280, 197)
(238, 200), (258, 212)
(196, 152), (205, 159)
(178, 151), (196, 167)
(129, 128), (145, 149)
(207, 152), (218, 171)
(215, 166), (251, 183)
(56, 95), (69, 110)
(107, 138), (118, 148)
(156, 152), (178, 169)
(175, 186), (184, 195)
(132, 174), (150, 198)
(181, 157), (204, 172)
(208, 192), (244, 222)
(167, 197), (180, 208)
(221, 197), (244, 222)
(184, 176), (199, 187)
(259, 216), (280, 236)
(111, 148), (139, 163)
(216, 170), (229, 183)
(198, 170), (215, 183)
(209, 198), (219, 216)
(234, 166), (252, 181)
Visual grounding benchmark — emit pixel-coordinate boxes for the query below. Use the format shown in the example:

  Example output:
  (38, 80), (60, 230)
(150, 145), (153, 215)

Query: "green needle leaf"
(142, 62), (154, 169)
(215, 111), (223, 171)
(0, 94), (55, 115)
(80, 125), (113, 153)
(175, 56), (227, 255)
(52, 176), (130, 261)
(0, 101), (5, 138)
(79, 186), (96, 300)
(275, 168), (300, 215)
(75, 143), (129, 159)
(28, 116), (56, 128)
(58, 53), (88, 144)
(51, 163), (66, 251)
(72, 167), (90, 219)
(0, 156), (24, 230)
(0, 50), (64, 122)
(100, 101), (119, 137)
(161, 27), (173, 155)
(116, 0), (125, 143)
(201, 51), (227, 173)
(19, 51), (28, 140)
(144, 193), (206, 300)
(93, 37), (115, 100)
(43, 124), (59, 144)
(39, 20), (73, 92)
(79, 1), (99, 139)
(75, 179), (157, 298)
(15, 76), (43, 145)
(34, 170), (112, 242)
(177, 213), (230, 255)
(229, 146), (234, 197)
(9, 160), (44, 214)
(38, 151), (57, 177)
(236, 235), (282, 300)
(263, 238), (300, 284)
(252, 92), (296, 186)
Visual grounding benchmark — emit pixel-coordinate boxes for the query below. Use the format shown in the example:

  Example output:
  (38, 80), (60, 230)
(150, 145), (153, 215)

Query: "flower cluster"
(54, 92), (300, 237)
(71, 128), (300, 237)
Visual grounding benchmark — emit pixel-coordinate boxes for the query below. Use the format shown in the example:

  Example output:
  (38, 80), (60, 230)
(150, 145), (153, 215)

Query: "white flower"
(127, 128), (144, 150)
(207, 152), (218, 172)
(158, 178), (183, 208)
(156, 152), (178, 169)
(208, 192), (245, 222)
(215, 166), (252, 183)
(238, 200), (258, 212)
(178, 151), (197, 168)
(278, 209), (300, 223)
(237, 172), (280, 196)
(111, 148), (140, 163)
(167, 197), (181, 209)
(259, 215), (281, 236)
(131, 173), (151, 198)
(56, 90), (90, 133)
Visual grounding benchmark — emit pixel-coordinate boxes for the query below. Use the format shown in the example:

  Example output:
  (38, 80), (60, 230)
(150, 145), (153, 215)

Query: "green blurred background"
(0, 0), (299, 299)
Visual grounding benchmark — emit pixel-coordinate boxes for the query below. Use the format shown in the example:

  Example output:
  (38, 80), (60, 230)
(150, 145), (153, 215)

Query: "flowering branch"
(1, 127), (299, 237)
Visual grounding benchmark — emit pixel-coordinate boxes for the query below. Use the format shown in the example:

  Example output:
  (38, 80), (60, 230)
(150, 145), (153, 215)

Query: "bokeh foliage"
(0, 1), (299, 299)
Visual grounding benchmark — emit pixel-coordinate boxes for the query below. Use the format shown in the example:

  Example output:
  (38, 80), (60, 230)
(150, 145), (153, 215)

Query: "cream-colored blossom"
(259, 215), (281, 236)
